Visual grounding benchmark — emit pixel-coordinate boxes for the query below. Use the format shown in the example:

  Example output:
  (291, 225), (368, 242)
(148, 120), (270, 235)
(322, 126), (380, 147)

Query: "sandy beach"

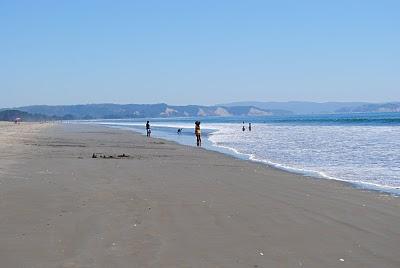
(0, 122), (399, 268)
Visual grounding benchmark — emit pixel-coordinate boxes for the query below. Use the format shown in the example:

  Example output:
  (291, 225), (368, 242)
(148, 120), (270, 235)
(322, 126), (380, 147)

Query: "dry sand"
(0, 123), (399, 268)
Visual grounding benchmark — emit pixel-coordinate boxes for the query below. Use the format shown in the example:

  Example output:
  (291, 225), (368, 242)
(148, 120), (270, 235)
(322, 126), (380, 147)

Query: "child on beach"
(195, 121), (201, 147)
(146, 121), (151, 137)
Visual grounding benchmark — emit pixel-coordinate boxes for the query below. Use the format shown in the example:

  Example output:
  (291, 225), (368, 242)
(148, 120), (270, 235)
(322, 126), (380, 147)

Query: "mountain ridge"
(6, 103), (292, 119)
(335, 102), (400, 113)
(219, 101), (371, 114)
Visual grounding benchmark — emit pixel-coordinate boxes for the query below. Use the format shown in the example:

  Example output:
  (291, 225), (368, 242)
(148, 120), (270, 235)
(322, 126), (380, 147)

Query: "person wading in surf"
(195, 121), (201, 147)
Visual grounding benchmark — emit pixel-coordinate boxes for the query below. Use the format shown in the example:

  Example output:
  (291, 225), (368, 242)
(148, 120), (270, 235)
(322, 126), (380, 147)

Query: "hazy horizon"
(1, 1), (399, 107)
(3, 100), (400, 111)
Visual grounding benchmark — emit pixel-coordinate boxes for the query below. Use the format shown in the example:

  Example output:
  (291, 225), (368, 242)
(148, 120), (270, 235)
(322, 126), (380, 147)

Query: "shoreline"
(93, 122), (400, 196)
(1, 123), (399, 267)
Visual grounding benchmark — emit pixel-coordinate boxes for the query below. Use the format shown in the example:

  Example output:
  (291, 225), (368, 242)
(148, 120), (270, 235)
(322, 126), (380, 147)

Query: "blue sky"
(0, 0), (399, 107)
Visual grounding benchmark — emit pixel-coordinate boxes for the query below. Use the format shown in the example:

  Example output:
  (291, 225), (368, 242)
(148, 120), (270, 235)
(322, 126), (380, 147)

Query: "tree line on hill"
(0, 110), (74, 122)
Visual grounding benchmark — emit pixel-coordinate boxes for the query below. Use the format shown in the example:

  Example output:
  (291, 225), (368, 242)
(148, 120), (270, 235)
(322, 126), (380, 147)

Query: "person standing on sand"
(249, 123), (252, 131)
(195, 121), (201, 147)
(146, 121), (151, 137)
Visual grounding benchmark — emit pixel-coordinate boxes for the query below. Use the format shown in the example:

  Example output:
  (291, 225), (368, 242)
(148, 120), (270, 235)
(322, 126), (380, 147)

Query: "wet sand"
(0, 123), (399, 268)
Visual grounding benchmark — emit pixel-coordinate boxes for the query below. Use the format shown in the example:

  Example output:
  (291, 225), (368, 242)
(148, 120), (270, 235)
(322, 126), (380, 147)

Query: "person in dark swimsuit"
(146, 121), (151, 137)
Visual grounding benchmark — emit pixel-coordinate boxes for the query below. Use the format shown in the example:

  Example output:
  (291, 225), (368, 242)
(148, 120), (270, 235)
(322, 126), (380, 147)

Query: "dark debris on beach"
(92, 153), (130, 159)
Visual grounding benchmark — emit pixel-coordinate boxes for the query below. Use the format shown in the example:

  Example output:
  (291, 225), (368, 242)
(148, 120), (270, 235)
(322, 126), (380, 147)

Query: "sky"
(0, 0), (399, 107)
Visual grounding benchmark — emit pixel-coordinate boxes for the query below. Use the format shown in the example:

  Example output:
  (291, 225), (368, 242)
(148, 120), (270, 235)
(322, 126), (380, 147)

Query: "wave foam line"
(207, 132), (400, 196)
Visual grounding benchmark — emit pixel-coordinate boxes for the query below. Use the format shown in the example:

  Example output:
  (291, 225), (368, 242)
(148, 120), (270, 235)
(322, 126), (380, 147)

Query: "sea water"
(86, 112), (400, 195)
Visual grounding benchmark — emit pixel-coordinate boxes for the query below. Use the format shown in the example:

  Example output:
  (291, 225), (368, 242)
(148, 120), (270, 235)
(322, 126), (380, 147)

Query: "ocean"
(84, 112), (400, 195)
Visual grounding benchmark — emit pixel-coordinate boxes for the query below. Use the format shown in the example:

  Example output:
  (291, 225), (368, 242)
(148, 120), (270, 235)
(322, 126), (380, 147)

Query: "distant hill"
(0, 109), (73, 121)
(335, 102), (400, 113)
(5, 102), (399, 120)
(220, 101), (370, 114)
(10, 103), (292, 119)
(0, 110), (32, 121)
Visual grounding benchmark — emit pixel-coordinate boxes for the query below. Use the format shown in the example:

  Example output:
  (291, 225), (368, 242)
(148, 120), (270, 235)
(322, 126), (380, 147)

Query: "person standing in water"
(248, 123), (252, 131)
(146, 121), (151, 137)
(242, 121), (246, 132)
(195, 121), (201, 147)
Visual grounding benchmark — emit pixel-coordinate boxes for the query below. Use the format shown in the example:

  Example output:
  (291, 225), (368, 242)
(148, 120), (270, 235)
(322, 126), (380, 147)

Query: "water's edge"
(91, 123), (399, 196)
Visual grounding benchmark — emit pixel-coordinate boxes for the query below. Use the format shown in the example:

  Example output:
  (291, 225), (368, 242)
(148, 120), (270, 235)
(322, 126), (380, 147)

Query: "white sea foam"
(206, 123), (400, 194)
